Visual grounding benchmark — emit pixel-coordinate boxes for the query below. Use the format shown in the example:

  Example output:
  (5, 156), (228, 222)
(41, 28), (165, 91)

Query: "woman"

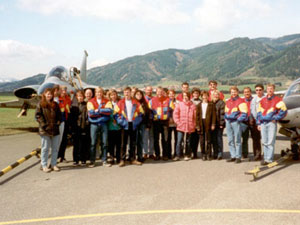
(173, 92), (196, 161)
(167, 89), (177, 159)
(196, 91), (216, 161)
(106, 89), (121, 165)
(35, 88), (62, 172)
(211, 90), (225, 160)
(134, 89), (151, 163)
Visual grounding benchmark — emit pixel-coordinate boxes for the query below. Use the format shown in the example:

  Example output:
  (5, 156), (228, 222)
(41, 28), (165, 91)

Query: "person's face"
(85, 90), (92, 100)
(182, 84), (189, 92)
(60, 88), (67, 97)
(135, 92), (143, 101)
(110, 92), (117, 102)
(77, 94), (84, 103)
(183, 93), (189, 102)
(209, 82), (217, 90)
(45, 91), (53, 102)
(213, 92), (220, 100)
(202, 93), (208, 101)
(243, 89), (251, 99)
(193, 91), (200, 99)
(54, 88), (60, 97)
(145, 87), (152, 96)
(162, 90), (167, 97)
(255, 86), (264, 97)
(95, 89), (103, 99)
(124, 90), (131, 99)
(156, 89), (162, 98)
(231, 89), (238, 98)
(267, 86), (274, 96)
(168, 91), (175, 100)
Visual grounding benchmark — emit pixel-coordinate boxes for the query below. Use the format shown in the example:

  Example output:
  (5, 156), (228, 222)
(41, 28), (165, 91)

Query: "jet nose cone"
(283, 96), (300, 110)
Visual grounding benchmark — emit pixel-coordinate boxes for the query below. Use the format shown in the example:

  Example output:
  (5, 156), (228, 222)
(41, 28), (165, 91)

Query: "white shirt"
(125, 99), (133, 122)
(202, 102), (208, 119)
(97, 98), (101, 106)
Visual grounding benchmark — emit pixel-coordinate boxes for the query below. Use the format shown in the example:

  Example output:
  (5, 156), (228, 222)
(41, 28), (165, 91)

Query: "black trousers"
(153, 120), (169, 158)
(200, 120), (212, 157)
(72, 127), (89, 163)
(120, 123), (137, 161)
(190, 131), (200, 157)
(108, 130), (121, 163)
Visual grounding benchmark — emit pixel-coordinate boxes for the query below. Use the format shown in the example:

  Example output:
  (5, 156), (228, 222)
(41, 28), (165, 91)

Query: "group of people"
(35, 80), (287, 173)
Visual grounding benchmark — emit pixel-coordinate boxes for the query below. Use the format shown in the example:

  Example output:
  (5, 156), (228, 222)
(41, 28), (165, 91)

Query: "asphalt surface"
(0, 132), (300, 225)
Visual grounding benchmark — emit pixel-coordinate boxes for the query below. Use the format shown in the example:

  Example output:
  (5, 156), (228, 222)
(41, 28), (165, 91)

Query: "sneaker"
(88, 162), (95, 168)
(235, 158), (241, 164)
(119, 160), (125, 167)
(131, 160), (142, 166)
(184, 156), (191, 161)
(260, 160), (268, 166)
(173, 156), (180, 161)
(226, 158), (236, 162)
(103, 161), (112, 167)
(42, 167), (51, 173)
(52, 165), (60, 171)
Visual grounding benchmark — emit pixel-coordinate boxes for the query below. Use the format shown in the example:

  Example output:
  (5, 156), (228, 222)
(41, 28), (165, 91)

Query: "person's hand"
(220, 126), (223, 129)
(211, 125), (215, 130)
(258, 125), (261, 131)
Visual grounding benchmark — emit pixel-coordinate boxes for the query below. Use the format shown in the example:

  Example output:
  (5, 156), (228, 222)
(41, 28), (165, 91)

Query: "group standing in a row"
(35, 81), (287, 172)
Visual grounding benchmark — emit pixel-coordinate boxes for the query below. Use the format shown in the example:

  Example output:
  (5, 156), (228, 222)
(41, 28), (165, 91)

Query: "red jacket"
(87, 97), (111, 124)
(149, 96), (174, 121)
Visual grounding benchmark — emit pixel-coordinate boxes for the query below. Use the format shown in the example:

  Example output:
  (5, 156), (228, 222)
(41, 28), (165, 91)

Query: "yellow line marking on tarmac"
(1, 209), (300, 225)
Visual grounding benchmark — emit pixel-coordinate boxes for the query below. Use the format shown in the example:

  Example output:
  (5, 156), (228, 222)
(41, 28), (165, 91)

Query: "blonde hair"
(95, 87), (104, 93)
(211, 90), (220, 102)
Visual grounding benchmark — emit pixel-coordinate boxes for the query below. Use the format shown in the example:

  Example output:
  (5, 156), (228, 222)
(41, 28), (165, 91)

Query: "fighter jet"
(278, 78), (300, 159)
(0, 50), (97, 117)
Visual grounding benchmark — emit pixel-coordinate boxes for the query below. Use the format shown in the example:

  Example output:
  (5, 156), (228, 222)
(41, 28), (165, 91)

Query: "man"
(250, 84), (264, 160)
(87, 87), (111, 167)
(257, 84), (287, 165)
(208, 80), (224, 102)
(143, 86), (154, 159)
(176, 82), (189, 102)
(149, 87), (175, 160)
(84, 88), (93, 101)
(114, 87), (144, 167)
(225, 86), (248, 163)
(241, 87), (253, 159)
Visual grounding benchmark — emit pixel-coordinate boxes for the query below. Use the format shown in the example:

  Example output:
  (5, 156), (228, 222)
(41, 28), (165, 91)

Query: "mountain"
(87, 37), (276, 86)
(2, 33), (300, 91)
(0, 77), (18, 83)
(255, 33), (300, 50)
(0, 74), (45, 92)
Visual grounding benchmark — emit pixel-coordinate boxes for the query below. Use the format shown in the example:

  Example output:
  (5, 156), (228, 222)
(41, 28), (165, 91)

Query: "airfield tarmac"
(0, 132), (300, 225)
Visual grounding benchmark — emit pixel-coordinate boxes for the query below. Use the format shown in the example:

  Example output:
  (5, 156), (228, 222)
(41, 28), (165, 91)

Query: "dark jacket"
(196, 102), (216, 134)
(214, 99), (225, 127)
(35, 101), (62, 136)
(140, 101), (152, 128)
(70, 100), (89, 133)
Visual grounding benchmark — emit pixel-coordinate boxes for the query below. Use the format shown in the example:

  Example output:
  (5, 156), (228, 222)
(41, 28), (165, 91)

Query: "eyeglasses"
(255, 89), (263, 91)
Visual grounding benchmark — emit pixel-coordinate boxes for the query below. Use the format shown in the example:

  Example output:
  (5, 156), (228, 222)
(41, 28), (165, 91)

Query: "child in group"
(70, 90), (89, 165)
(167, 89), (177, 159)
(173, 92), (196, 161)
(211, 90), (225, 160)
(196, 91), (216, 161)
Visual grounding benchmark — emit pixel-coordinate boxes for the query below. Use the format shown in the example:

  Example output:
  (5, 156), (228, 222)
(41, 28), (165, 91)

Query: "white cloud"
(194, 0), (273, 32)
(0, 5), (4, 11)
(17, 0), (190, 24)
(89, 59), (110, 69)
(0, 40), (54, 59)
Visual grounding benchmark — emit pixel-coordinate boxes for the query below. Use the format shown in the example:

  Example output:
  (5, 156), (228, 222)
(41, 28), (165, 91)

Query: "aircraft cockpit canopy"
(46, 66), (69, 81)
(285, 82), (300, 98)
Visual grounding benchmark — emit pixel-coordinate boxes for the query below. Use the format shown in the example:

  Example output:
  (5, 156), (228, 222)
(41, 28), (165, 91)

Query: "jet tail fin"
(80, 50), (88, 82)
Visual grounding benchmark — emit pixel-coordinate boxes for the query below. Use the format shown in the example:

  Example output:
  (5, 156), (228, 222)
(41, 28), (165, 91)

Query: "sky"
(0, 0), (300, 79)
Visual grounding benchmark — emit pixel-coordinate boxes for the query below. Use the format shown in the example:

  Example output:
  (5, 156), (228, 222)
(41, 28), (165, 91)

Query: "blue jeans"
(40, 135), (60, 168)
(90, 123), (108, 162)
(175, 131), (191, 157)
(261, 122), (277, 162)
(143, 125), (154, 155)
(226, 120), (242, 159)
(241, 122), (250, 157)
